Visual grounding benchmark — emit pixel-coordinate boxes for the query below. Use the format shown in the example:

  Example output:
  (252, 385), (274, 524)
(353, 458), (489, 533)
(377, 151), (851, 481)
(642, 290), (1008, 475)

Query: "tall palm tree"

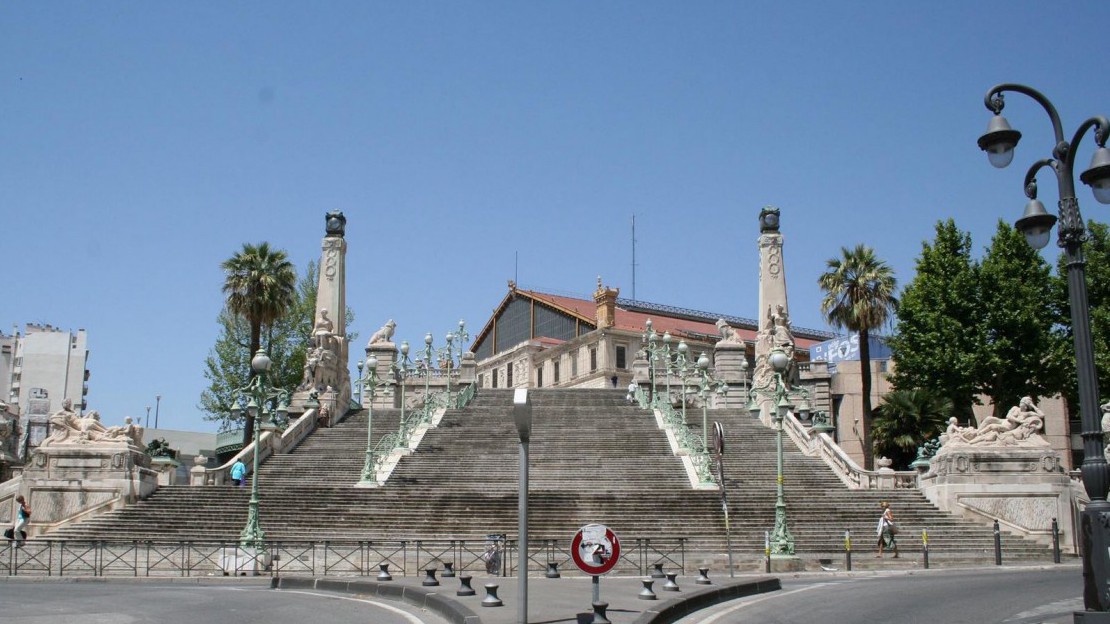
(222, 242), (297, 444)
(819, 244), (897, 470)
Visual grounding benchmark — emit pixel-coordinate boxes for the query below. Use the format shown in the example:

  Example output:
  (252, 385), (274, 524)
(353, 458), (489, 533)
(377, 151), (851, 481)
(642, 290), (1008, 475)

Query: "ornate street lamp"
(642, 319), (660, 403)
(695, 353), (728, 457)
(674, 340), (691, 423)
(978, 84), (1110, 613)
(767, 347), (795, 557)
(231, 349), (288, 551)
(358, 355), (389, 485)
(662, 331), (673, 404)
(392, 341), (412, 441)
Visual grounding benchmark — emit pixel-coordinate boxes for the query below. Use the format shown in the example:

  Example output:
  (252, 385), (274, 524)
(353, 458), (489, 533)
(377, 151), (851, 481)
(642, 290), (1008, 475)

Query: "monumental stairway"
(44, 388), (1060, 569)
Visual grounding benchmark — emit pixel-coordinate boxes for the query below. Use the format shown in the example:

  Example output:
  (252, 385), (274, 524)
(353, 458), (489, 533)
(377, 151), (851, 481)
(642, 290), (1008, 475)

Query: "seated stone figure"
(41, 401), (144, 448)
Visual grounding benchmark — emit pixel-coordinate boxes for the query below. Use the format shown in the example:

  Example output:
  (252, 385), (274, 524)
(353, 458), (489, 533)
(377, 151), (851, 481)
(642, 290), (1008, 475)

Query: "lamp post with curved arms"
(767, 347), (795, 558)
(673, 340), (691, 423)
(662, 331), (673, 404)
(357, 355), (391, 485)
(977, 83), (1110, 614)
(230, 349), (288, 550)
(695, 353), (728, 457)
(642, 319), (661, 404)
(392, 341), (413, 438)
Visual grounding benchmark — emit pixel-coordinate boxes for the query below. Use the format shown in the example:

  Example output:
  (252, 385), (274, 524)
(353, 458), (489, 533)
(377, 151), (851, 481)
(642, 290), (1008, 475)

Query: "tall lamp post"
(393, 341), (412, 439)
(695, 353), (728, 456)
(358, 355), (388, 485)
(662, 331), (673, 404)
(767, 347), (795, 558)
(231, 349), (288, 550)
(674, 341), (691, 423)
(513, 389), (533, 624)
(642, 319), (660, 403)
(977, 84), (1110, 614)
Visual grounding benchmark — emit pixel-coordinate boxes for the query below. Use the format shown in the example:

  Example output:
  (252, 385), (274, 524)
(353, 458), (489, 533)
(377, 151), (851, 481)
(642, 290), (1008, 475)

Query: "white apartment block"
(2, 323), (90, 418)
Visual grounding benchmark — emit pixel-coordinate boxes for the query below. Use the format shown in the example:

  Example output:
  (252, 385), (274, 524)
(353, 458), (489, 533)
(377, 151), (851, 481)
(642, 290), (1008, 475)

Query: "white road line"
(274, 589), (430, 624)
(693, 583), (841, 624)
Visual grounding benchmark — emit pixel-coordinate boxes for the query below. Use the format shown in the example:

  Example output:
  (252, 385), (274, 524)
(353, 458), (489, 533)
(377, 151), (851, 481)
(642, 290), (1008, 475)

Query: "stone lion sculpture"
(368, 319), (397, 345)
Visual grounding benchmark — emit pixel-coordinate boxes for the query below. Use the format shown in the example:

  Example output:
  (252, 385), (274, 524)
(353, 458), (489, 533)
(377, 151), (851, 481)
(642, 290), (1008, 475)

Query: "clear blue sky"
(2, 2), (1107, 433)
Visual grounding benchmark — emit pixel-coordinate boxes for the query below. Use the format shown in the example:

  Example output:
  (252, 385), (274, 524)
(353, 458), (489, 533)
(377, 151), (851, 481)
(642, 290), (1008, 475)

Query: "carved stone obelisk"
(292, 211), (351, 423)
(750, 207), (794, 423)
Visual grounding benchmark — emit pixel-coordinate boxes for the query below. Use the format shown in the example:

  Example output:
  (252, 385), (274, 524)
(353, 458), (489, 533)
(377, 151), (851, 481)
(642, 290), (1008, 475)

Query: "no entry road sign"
(570, 523), (621, 576)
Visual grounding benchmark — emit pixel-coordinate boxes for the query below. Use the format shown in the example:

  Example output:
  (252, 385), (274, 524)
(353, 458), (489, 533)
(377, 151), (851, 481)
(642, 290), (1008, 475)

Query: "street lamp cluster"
(230, 349), (289, 550)
(977, 83), (1110, 615)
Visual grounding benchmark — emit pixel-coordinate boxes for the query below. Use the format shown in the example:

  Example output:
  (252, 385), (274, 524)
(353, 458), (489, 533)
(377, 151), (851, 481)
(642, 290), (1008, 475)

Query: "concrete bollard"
(695, 567), (711, 585)
(482, 583), (503, 607)
(638, 578), (657, 600)
(457, 575), (476, 597)
(377, 563), (392, 581)
(662, 572), (680, 591)
(423, 567), (439, 586)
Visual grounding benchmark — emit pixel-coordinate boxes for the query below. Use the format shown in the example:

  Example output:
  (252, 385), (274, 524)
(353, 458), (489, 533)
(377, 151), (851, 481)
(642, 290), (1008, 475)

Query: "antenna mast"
(631, 214), (637, 301)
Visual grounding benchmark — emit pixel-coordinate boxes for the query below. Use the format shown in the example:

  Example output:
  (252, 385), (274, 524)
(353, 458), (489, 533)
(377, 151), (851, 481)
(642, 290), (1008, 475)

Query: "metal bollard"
(591, 601), (612, 624)
(994, 519), (1002, 566)
(442, 561), (456, 578)
(457, 575), (476, 597)
(662, 572), (680, 591)
(695, 567), (711, 585)
(423, 567), (439, 586)
(765, 531), (771, 573)
(1052, 518), (1061, 564)
(922, 529), (929, 570)
(651, 562), (666, 579)
(377, 563), (393, 581)
(546, 561), (561, 578)
(638, 578), (657, 600)
(844, 530), (852, 572)
(482, 583), (503, 607)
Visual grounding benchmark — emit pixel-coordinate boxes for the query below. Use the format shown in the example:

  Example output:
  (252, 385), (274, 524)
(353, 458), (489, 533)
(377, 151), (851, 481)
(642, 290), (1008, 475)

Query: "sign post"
(571, 523), (621, 603)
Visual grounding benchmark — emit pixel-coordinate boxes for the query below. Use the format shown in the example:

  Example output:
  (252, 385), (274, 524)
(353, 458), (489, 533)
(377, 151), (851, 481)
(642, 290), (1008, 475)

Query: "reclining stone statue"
(940, 396), (1048, 449)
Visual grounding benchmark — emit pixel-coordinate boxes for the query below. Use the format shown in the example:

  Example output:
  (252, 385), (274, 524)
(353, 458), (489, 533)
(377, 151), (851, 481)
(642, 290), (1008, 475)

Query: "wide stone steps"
(43, 388), (1060, 566)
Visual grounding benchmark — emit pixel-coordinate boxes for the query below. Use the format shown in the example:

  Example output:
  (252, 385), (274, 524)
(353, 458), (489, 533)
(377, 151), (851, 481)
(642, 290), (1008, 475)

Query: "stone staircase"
(44, 388), (1062, 568)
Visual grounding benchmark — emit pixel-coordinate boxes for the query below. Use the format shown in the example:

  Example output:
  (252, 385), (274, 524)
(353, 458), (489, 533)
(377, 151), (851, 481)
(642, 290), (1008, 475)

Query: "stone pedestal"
(713, 344), (749, 409)
(364, 343), (399, 409)
(769, 555), (804, 572)
(21, 443), (158, 535)
(920, 446), (1075, 550)
(151, 456), (181, 486)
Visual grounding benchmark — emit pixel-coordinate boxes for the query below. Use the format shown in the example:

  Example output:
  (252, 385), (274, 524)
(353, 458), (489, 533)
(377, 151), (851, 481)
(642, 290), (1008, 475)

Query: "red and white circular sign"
(570, 523), (621, 575)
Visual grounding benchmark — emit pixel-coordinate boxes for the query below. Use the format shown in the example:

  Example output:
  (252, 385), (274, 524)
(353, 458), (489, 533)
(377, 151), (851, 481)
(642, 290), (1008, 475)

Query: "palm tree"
(873, 388), (952, 469)
(818, 244), (897, 470)
(222, 242), (297, 444)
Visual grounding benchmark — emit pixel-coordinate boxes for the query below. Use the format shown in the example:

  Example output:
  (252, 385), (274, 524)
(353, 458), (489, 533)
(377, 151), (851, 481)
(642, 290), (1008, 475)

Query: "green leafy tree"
(220, 242), (297, 444)
(872, 388), (952, 469)
(1052, 220), (1110, 414)
(978, 220), (1059, 415)
(888, 220), (983, 419)
(819, 244), (898, 471)
(200, 261), (356, 434)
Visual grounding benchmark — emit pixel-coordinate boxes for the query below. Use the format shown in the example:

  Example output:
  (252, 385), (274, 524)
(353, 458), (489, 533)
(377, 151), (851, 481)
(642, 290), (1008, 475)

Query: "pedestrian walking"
(230, 459), (247, 487)
(876, 501), (899, 558)
(9, 495), (31, 547)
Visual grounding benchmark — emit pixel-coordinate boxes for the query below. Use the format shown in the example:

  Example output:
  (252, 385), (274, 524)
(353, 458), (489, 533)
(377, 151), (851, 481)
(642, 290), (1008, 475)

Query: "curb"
(632, 577), (782, 624)
(272, 576), (481, 624)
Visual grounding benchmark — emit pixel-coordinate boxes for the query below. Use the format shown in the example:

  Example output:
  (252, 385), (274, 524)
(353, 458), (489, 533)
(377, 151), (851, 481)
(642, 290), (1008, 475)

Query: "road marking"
(1003, 597), (1082, 622)
(693, 583), (841, 624)
(274, 589), (430, 624)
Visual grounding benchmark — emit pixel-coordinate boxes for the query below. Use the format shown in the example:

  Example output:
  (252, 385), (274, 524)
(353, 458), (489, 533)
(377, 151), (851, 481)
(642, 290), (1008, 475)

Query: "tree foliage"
(888, 220), (983, 418)
(818, 244), (898, 471)
(977, 220), (1060, 414)
(1052, 220), (1110, 412)
(873, 388), (953, 470)
(200, 261), (356, 434)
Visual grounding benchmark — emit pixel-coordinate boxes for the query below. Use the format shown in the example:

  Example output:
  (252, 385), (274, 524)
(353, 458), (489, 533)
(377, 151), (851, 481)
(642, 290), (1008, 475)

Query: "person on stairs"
(9, 495), (31, 547)
(877, 501), (899, 558)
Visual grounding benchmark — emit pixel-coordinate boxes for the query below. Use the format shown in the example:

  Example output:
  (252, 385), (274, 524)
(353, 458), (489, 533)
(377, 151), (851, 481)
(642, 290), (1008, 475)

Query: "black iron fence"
(1, 537), (689, 578)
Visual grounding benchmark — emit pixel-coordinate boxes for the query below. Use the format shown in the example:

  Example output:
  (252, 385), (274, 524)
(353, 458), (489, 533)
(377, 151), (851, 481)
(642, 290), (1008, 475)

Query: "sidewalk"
(273, 571), (781, 624)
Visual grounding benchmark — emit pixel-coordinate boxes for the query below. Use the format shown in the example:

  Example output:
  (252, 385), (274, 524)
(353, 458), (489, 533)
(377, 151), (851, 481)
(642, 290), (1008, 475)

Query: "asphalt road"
(676, 566), (1081, 624)
(0, 579), (450, 624)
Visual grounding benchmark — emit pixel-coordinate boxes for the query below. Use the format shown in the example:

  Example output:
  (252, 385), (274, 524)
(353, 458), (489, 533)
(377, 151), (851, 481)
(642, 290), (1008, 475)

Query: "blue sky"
(2, 2), (1108, 433)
